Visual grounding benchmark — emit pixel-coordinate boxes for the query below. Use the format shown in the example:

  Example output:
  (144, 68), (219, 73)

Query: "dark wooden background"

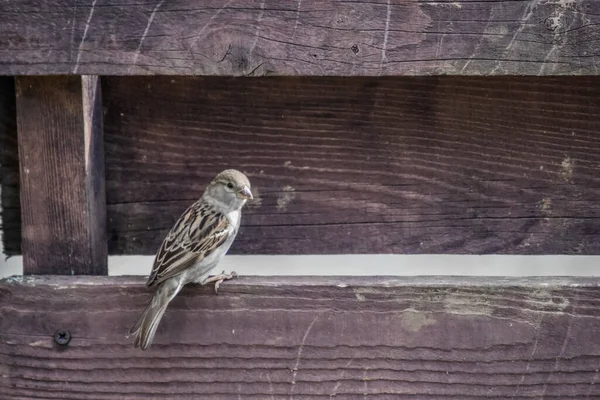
(2, 276), (600, 399)
(3, 76), (600, 257)
(0, 0), (599, 75)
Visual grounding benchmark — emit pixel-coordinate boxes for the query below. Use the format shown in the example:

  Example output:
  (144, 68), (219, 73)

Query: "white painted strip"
(1, 256), (22, 278)
(1, 254), (599, 279)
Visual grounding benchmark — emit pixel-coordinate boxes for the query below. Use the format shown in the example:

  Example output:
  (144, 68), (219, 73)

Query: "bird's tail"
(128, 279), (183, 350)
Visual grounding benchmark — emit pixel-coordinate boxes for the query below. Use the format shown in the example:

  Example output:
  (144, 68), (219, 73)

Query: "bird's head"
(204, 169), (253, 210)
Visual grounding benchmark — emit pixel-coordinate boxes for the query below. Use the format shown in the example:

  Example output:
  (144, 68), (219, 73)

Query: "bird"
(128, 169), (253, 350)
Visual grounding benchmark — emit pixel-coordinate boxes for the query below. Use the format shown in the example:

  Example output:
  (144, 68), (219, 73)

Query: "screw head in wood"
(54, 329), (71, 345)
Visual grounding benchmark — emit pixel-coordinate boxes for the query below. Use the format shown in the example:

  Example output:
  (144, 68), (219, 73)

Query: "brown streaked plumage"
(128, 169), (252, 350)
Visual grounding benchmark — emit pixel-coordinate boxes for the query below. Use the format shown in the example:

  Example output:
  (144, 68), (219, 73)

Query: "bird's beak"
(239, 186), (253, 200)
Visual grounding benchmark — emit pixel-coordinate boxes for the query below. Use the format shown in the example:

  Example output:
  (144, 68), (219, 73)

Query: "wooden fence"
(1, 1), (600, 398)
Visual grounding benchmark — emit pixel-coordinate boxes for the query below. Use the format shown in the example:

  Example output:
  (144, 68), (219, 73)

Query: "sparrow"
(128, 169), (253, 350)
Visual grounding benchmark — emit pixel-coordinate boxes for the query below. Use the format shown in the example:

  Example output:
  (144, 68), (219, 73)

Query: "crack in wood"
(73, 0), (98, 74)
(378, 0), (392, 76)
(290, 312), (324, 399)
(539, 296), (577, 399)
(130, 0), (165, 73)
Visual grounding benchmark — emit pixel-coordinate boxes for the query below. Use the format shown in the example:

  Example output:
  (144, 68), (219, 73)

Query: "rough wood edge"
(81, 75), (108, 273)
(2, 275), (600, 288)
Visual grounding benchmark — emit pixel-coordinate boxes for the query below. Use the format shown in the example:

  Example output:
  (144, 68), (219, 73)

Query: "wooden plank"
(0, 0), (599, 76)
(97, 75), (600, 256)
(16, 76), (107, 274)
(0, 77), (19, 256)
(5, 76), (600, 257)
(1, 275), (600, 399)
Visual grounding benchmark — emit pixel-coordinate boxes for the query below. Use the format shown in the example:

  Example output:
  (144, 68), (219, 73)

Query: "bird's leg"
(201, 270), (238, 294)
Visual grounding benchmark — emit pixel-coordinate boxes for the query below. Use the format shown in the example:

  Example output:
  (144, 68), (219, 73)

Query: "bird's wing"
(146, 201), (232, 287)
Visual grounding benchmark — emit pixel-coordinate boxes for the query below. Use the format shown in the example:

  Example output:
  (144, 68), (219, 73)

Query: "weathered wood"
(16, 76), (107, 274)
(4, 76), (600, 257)
(0, 77), (19, 255)
(0, 0), (599, 76)
(1, 275), (599, 399)
(99, 76), (600, 255)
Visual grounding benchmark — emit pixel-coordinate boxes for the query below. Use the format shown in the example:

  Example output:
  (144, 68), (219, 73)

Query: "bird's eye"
(226, 182), (234, 189)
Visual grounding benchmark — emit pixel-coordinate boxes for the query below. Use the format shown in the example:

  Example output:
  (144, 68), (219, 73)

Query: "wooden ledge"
(0, 1), (599, 76)
(1, 275), (600, 398)
(3, 274), (600, 288)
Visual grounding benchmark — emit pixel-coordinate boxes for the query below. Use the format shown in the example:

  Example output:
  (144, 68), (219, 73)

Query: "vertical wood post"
(16, 76), (107, 275)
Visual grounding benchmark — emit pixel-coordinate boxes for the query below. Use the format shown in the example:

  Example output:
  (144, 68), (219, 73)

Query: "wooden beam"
(1, 275), (600, 398)
(0, 0), (599, 76)
(16, 76), (107, 275)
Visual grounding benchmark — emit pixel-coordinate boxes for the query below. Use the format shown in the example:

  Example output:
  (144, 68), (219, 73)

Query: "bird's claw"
(203, 270), (237, 295)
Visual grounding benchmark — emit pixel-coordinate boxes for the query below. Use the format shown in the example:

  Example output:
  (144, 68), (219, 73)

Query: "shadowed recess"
(0, 77), (19, 256)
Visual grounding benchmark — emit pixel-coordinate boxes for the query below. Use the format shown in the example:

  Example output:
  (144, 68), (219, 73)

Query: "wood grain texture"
(16, 76), (107, 274)
(81, 75), (108, 272)
(0, 77), (19, 256)
(4, 76), (600, 257)
(0, 0), (600, 76)
(98, 76), (600, 256)
(1, 275), (600, 399)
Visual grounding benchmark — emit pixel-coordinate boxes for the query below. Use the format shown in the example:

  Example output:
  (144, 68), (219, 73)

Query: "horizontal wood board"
(0, 0), (600, 76)
(1, 275), (600, 399)
(101, 76), (600, 255)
